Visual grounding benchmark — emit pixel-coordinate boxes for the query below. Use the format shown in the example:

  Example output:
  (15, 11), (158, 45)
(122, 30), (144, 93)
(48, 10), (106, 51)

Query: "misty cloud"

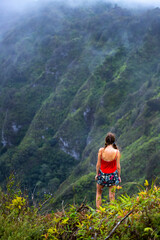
(55, 0), (158, 8)
(110, 0), (160, 8)
(41, 0), (160, 8)
(1, 0), (160, 13)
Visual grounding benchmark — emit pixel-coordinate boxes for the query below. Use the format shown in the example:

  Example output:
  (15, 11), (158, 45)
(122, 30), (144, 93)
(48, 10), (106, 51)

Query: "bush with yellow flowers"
(0, 175), (53, 240)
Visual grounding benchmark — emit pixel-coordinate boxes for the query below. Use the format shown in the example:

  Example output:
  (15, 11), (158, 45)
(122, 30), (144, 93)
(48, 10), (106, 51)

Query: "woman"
(95, 132), (121, 209)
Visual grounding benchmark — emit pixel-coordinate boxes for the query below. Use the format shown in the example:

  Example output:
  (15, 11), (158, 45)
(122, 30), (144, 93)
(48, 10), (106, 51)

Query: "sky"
(0, 0), (160, 14)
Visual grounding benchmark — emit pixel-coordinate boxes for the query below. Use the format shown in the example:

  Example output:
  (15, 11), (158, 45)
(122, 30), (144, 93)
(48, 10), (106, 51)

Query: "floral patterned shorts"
(96, 169), (120, 187)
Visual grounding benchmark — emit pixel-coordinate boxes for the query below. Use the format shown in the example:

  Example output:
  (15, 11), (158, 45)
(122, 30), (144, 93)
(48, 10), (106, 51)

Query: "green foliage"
(0, 178), (159, 239)
(45, 181), (160, 240)
(0, 176), (55, 240)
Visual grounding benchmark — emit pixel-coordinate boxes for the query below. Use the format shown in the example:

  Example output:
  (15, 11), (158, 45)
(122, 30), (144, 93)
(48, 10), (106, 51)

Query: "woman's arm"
(95, 148), (103, 180)
(116, 150), (121, 182)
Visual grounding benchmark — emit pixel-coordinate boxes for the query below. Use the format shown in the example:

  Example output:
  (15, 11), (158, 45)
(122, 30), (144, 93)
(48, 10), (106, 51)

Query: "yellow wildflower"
(144, 180), (149, 187)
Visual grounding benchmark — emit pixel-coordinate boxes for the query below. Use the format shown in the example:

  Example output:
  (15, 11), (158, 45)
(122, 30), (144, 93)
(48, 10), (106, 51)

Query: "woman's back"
(101, 146), (118, 162)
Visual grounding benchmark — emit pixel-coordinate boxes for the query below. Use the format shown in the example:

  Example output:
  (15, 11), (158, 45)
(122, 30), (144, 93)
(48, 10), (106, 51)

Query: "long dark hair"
(104, 132), (118, 149)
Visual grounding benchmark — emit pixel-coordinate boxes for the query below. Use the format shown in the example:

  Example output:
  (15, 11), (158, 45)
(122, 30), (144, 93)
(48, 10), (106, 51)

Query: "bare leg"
(96, 184), (104, 209)
(109, 185), (115, 202)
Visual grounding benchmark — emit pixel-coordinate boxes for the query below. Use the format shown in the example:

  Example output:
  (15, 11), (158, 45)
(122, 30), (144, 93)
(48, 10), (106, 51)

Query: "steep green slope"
(0, 2), (159, 207)
(50, 9), (160, 207)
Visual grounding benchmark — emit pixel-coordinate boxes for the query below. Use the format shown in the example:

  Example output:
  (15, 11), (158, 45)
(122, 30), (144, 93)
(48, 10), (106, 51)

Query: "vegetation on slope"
(0, 2), (160, 206)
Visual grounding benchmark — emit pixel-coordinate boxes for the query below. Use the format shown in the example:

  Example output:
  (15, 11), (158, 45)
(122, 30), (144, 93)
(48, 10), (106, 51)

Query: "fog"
(68, 0), (160, 8)
(0, 0), (41, 14)
(109, 0), (160, 8)
(0, 0), (160, 14)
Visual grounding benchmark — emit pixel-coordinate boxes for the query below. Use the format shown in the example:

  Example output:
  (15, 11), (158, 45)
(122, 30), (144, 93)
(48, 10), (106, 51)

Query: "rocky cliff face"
(0, 2), (159, 207)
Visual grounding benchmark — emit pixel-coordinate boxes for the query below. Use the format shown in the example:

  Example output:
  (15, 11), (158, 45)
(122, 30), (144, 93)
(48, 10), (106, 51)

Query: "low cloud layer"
(0, 0), (160, 14)
(110, 0), (160, 8)
(0, 0), (38, 13)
